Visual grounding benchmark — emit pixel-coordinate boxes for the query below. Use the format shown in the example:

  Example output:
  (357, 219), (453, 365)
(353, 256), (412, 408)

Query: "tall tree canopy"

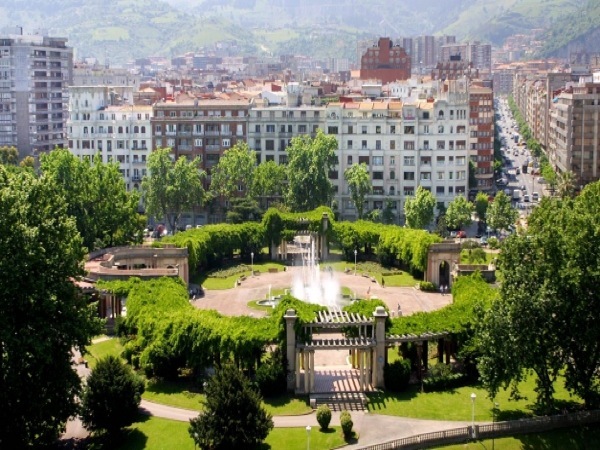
(40, 149), (144, 251)
(142, 148), (206, 232)
(445, 195), (473, 230)
(189, 365), (273, 450)
(285, 130), (337, 212)
(0, 166), (101, 447)
(477, 183), (600, 411)
(210, 142), (256, 202)
(404, 186), (436, 229)
(250, 160), (287, 208)
(344, 163), (371, 219)
(486, 191), (518, 232)
(474, 191), (489, 223)
(0, 146), (18, 166)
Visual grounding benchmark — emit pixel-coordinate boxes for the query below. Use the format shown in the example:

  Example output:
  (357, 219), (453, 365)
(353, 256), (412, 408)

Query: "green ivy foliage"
(389, 273), (497, 336)
(262, 206), (335, 246)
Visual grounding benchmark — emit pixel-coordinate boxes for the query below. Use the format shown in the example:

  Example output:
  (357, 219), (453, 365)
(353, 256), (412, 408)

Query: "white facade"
(67, 86), (152, 191)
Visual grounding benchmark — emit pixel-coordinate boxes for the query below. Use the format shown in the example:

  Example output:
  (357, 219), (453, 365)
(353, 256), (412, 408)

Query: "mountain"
(0, 0), (589, 64)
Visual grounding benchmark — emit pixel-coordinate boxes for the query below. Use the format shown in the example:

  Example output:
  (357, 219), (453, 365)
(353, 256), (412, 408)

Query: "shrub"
(255, 356), (287, 398)
(418, 281), (437, 292)
(488, 236), (499, 249)
(422, 362), (469, 392)
(384, 359), (411, 392)
(340, 410), (353, 438)
(316, 405), (332, 430)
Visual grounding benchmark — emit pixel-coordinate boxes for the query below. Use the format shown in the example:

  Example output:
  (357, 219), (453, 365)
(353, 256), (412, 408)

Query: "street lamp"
(306, 425), (311, 450)
(354, 249), (357, 276)
(193, 432), (198, 450)
(470, 393), (477, 438)
(251, 251), (254, 276)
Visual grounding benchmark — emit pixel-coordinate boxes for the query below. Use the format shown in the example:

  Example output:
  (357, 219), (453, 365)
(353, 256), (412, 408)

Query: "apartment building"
(548, 82), (600, 186)
(360, 38), (411, 84)
(469, 85), (494, 190)
(439, 42), (492, 72)
(67, 86), (152, 191)
(0, 29), (73, 159)
(152, 94), (252, 224)
(248, 80), (471, 223)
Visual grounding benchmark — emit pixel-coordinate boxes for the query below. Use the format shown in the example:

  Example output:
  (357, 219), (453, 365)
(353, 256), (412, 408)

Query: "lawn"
(367, 375), (580, 422)
(112, 416), (346, 450)
(434, 425), (600, 449)
(83, 337), (125, 369)
(199, 261), (288, 290)
(325, 260), (419, 286)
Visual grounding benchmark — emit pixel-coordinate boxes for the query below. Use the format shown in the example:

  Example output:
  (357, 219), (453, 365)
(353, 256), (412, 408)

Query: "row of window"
(75, 125), (148, 134)
(345, 155), (467, 166)
(69, 139), (148, 151)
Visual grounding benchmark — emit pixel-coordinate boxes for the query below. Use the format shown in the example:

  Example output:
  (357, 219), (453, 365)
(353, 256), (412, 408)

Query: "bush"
(422, 362), (469, 392)
(418, 281), (437, 292)
(316, 405), (332, 430)
(255, 356), (287, 398)
(340, 410), (353, 438)
(384, 359), (411, 392)
(488, 236), (499, 249)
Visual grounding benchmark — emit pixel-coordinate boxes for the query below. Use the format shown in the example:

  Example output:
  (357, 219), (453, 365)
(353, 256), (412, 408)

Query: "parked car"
(537, 177), (546, 184)
(523, 193), (530, 202)
(532, 192), (540, 202)
(456, 230), (467, 238)
(480, 236), (488, 246)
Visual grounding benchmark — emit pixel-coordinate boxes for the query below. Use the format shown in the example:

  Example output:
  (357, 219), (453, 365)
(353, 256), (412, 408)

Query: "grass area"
(367, 375), (580, 422)
(143, 379), (204, 411)
(111, 416), (347, 450)
(83, 337), (125, 369)
(143, 379), (311, 416)
(325, 260), (419, 286)
(199, 261), (288, 290)
(460, 249), (497, 264)
(434, 425), (600, 449)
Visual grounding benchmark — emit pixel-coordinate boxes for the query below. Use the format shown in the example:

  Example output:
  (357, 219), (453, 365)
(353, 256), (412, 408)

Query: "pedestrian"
(381, 277), (385, 288)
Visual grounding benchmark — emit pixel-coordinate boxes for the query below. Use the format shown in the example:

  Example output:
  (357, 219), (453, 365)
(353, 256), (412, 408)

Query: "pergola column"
(373, 306), (388, 388)
(309, 351), (315, 393)
(437, 339), (445, 363)
(358, 350), (364, 392)
(303, 351), (310, 393)
(295, 350), (301, 391)
(284, 309), (298, 391)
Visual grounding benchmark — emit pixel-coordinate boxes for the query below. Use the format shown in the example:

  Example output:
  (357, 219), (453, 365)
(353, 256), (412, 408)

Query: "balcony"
(178, 145), (192, 151)
(205, 145), (221, 151)
(205, 131), (220, 136)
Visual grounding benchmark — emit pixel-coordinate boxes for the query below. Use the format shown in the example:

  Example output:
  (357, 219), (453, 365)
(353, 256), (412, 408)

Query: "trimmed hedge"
(384, 359), (411, 392)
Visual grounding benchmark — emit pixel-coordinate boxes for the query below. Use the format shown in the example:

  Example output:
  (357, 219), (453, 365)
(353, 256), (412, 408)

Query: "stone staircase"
(309, 392), (368, 411)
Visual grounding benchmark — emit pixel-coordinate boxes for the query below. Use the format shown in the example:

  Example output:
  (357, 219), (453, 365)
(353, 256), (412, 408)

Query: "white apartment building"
(0, 29), (73, 159)
(248, 80), (471, 223)
(67, 86), (152, 191)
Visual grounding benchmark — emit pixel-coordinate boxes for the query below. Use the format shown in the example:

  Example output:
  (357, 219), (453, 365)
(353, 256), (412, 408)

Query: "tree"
(381, 198), (396, 225)
(285, 129), (337, 212)
(81, 355), (144, 436)
(250, 160), (286, 209)
(40, 149), (144, 251)
(486, 191), (518, 232)
(0, 166), (101, 447)
(0, 146), (18, 166)
(142, 148), (206, 232)
(404, 186), (436, 229)
(344, 163), (371, 219)
(445, 195), (473, 230)
(210, 142), (256, 203)
(226, 197), (262, 224)
(474, 192), (489, 223)
(189, 365), (273, 450)
(557, 170), (576, 199)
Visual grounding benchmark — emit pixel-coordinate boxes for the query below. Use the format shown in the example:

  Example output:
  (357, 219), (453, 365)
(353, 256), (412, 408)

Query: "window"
(376, 126), (381, 134)
(117, 140), (124, 149)
(222, 138), (230, 147)
(347, 125), (354, 134)
(255, 125), (261, 132)
(436, 156), (445, 165)
(420, 172), (431, 180)
(403, 172), (415, 181)
(328, 170), (338, 179)
(436, 186), (445, 194)
(266, 124), (275, 133)
(423, 112), (430, 119)
(299, 125), (307, 133)
(404, 141), (415, 150)
(438, 125), (444, 133)
(404, 156), (414, 166)
(390, 156), (395, 165)
(362, 140), (367, 149)
(390, 140), (395, 150)
(389, 186), (395, 195)
(347, 155), (353, 165)
(375, 140), (381, 150)
(279, 155), (288, 164)
(437, 171), (445, 180)
(265, 140), (274, 151)
(328, 126), (338, 134)
(423, 125), (429, 134)
(390, 170), (395, 179)
(404, 126), (414, 134)
(420, 157), (431, 166)
(437, 141), (445, 150)
(372, 156), (384, 165)
(347, 140), (353, 149)
(390, 125), (396, 134)
(373, 171), (383, 180)
(404, 187), (415, 196)
(457, 156), (466, 166)
(362, 126), (367, 134)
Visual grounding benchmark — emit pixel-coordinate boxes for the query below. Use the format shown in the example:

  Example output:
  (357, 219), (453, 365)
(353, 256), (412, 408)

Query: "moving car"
(532, 192), (540, 202)
(456, 230), (467, 238)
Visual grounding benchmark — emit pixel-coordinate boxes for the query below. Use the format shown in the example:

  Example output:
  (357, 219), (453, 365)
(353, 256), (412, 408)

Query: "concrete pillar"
(304, 351), (310, 393)
(373, 306), (388, 388)
(295, 350), (301, 391)
(320, 213), (329, 261)
(309, 351), (315, 393)
(358, 350), (364, 392)
(366, 349), (372, 389)
(284, 309), (297, 391)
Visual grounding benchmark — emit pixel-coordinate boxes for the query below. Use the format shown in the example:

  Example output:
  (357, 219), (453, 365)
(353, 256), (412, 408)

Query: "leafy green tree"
(381, 198), (396, 224)
(189, 365), (273, 450)
(40, 149), (144, 250)
(250, 160), (286, 209)
(19, 155), (35, 169)
(557, 170), (576, 199)
(541, 163), (557, 192)
(285, 129), (337, 212)
(486, 191), (518, 232)
(474, 192), (489, 223)
(142, 148), (206, 232)
(404, 186), (436, 229)
(445, 195), (473, 230)
(0, 146), (18, 165)
(210, 142), (256, 203)
(226, 197), (262, 224)
(0, 166), (101, 447)
(81, 355), (144, 436)
(344, 163), (371, 219)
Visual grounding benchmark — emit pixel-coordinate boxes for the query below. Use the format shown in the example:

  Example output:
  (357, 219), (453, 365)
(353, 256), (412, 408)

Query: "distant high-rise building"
(0, 29), (73, 159)
(360, 38), (411, 83)
(440, 42), (492, 72)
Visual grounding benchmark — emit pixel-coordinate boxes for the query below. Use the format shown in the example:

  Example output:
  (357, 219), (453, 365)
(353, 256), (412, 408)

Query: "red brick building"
(360, 38), (411, 84)
(469, 85), (494, 190)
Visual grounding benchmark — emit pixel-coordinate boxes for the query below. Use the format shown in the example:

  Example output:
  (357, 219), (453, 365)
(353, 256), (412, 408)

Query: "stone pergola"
(284, 306), (452, 394)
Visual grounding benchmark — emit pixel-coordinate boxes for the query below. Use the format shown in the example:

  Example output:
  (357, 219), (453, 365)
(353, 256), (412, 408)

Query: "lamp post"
(470, 392), (476, 438)
(193, 432), (198, 450)
(493, 402), (499, 450)
(354, 249), (357, 276)
(306, 425), (311, 450)
(251, 251), (254, 276)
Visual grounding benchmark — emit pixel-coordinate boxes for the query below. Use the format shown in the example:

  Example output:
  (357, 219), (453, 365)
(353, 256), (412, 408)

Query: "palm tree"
(557, 170), (577, 199)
